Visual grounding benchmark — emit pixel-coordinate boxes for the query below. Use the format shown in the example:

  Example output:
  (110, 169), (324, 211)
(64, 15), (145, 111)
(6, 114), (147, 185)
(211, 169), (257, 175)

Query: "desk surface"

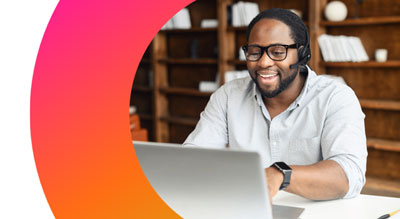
(274, 191), (400, 219)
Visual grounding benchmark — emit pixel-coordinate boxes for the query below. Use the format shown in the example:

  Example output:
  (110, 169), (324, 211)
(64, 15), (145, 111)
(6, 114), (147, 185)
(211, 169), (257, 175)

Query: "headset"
(289, 28), (311, 69)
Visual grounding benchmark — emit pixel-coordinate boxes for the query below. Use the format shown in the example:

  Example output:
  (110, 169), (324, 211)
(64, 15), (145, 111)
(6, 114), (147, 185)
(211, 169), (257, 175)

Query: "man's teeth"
(258, 73), (277, 78)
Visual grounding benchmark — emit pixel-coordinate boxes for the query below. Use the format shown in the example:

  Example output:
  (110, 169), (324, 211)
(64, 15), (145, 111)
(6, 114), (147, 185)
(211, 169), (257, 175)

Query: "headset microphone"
(289, 53), (311, 69)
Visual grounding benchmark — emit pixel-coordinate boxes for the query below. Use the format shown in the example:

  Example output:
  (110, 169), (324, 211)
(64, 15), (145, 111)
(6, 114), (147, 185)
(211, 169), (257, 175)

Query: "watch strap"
(272, 162), (292, 190)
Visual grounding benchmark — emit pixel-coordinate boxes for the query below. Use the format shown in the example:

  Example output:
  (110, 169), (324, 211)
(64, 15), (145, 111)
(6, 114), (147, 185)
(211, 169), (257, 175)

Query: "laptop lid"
(133, 141), (304, 219)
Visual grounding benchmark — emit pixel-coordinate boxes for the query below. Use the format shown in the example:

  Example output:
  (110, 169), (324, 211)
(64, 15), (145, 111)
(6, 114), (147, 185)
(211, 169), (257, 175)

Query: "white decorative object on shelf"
(324, 1), (348, 22)
(375, 49), (388, 62)
(200, 19), (218, 28)
(129, 106), (137, 115)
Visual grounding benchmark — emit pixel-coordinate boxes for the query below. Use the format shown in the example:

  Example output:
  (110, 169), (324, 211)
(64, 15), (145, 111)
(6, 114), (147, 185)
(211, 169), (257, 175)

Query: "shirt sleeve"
(321, 85), (368, 198)
(183, 85), (229, 149)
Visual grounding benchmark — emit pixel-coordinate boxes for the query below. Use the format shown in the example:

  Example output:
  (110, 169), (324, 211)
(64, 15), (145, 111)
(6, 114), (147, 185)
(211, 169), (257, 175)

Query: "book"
(172, 8), (191, 29)
(318, 34), (369, 62)
(245, 2), (260, 25)
(318, 34), (331, 61)
(232, 4), (241, 27)
(231, 1), (259, 27)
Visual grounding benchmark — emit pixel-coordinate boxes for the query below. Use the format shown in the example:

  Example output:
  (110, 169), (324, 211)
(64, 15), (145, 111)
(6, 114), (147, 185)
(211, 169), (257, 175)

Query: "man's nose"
(257, 51), (274, 67)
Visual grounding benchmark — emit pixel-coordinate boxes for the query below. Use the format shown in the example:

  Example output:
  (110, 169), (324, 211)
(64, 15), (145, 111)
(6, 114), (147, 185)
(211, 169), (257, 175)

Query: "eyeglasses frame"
(241, 43), (300, 62)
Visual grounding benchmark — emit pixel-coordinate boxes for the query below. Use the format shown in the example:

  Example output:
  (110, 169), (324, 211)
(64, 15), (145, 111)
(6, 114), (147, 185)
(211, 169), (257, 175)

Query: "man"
(183, 8), (367, 201)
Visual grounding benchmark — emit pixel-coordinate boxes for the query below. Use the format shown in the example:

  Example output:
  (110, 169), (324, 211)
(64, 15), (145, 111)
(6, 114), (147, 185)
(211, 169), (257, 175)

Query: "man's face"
(246, 19), (299, 98)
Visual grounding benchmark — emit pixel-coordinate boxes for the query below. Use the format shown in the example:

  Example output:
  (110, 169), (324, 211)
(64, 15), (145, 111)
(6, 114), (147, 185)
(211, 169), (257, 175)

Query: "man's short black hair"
(246, 8), (309, 48)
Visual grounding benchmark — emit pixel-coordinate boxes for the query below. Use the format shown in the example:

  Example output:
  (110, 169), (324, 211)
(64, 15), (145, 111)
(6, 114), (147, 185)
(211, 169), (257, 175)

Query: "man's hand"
(265, 166), (284, 202)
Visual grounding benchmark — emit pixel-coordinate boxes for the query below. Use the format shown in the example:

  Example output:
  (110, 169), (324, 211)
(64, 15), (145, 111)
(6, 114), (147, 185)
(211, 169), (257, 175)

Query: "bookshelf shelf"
(132, 86), (152, 93)
(360, 99), (400, 111)
(160, 116), (198, 126)
(228, 22), (309, 32)
(140, 58), (151, 64)
(160, 87), (212, 97)
(137, 113), (153, 121)
(158, 58), (218, 65)
(227, 26), (248, 32)
(321, 16), (400, 26)
(362, 176), (400, 197)
(367, 138), (400, 152)
(321, 60), (400, 68)
(227, 59), (246, 65)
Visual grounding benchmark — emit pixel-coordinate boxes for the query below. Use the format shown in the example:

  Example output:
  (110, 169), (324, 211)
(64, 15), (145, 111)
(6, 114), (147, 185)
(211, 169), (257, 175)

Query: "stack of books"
(318, 34), (369, 62)
(231, 1), (260, 27)
(161, 8), (191, 30)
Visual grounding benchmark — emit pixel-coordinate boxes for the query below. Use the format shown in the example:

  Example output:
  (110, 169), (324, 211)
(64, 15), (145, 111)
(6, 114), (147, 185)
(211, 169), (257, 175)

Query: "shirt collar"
(292, 65), (316, 108)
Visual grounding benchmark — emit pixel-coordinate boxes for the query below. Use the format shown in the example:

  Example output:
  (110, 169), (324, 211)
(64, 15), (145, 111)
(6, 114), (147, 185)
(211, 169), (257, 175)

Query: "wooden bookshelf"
(362, 176), (400, 198)
(360, 99), (400, 111)
(160, 87), (212, 97)
(228, 22), (309, 31)
(227, 26), (248, 32)
(132, 85), (152, 93)
(227, 59), (246, 65)
(321, 60), (400, 68)
(321, 16), (400, 26)
(367, 138), (400, 152)
(137, 113), (153, 121)
(130, 42), (155, 141)
(140, 58), (151, 64)
(161, 27), (218, 33)
(160, 116), (199, 126)
(158, 58), (218, 65)
(152, 0), (218, 142)
(316, 0), (400, 197)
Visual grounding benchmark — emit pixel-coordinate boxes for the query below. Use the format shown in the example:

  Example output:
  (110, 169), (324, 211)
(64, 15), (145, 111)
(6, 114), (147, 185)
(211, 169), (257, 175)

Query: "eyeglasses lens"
(246, 45), (287, 61)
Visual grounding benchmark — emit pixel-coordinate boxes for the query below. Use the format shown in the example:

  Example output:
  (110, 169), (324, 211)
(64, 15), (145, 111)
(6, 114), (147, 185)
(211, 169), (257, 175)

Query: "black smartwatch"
(272, 162), (292, 190)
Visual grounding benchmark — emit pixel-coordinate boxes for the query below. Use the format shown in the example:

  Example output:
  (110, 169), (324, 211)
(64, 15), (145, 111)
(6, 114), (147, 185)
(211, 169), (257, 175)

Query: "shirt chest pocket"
(288, 137), (322, 165)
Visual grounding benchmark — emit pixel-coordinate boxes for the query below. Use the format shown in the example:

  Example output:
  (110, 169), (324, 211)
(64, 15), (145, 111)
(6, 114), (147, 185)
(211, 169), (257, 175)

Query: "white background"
(0, 0), (58, 218)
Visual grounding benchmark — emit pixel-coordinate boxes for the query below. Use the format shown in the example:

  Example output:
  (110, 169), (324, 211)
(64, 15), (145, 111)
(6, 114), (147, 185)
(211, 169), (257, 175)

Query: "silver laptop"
(133, 141), (304, 219)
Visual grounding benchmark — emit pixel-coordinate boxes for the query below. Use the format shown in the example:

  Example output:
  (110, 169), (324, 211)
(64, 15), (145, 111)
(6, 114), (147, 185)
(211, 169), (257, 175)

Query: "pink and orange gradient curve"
(31, 0), (193, 217)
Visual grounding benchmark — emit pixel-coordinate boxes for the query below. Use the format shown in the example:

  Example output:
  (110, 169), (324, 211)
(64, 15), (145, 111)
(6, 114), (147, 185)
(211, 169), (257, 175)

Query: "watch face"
(276, 162), (291, 170)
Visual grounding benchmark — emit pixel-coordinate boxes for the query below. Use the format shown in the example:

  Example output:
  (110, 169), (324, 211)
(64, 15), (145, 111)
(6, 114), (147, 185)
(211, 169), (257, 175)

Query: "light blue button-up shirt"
(183, 66), (367, 198)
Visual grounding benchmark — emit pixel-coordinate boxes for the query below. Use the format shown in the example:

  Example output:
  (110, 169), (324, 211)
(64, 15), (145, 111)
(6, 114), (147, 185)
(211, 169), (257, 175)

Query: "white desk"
(274, 191), (400, 219)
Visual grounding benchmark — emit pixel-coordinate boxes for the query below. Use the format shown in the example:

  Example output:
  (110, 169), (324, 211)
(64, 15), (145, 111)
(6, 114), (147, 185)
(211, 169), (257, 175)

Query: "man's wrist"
(271, 162), (292, 190)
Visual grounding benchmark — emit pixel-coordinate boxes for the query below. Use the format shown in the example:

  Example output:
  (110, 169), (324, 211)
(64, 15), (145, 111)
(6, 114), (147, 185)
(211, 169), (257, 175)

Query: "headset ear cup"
(297, 46), (307, 65)
(298, 45), (311, 66)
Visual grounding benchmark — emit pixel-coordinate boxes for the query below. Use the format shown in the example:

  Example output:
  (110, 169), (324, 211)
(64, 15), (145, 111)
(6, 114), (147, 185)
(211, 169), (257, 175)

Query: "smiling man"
(184, 8), (367, 201)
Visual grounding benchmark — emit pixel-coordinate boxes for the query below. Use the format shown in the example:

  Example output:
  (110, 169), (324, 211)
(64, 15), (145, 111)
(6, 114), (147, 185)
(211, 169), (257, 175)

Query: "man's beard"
(251, 69), (298, 98)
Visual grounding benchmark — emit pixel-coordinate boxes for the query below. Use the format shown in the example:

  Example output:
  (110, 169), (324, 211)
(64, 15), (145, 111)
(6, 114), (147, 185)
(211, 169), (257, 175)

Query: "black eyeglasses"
(242, 44), (299, 62)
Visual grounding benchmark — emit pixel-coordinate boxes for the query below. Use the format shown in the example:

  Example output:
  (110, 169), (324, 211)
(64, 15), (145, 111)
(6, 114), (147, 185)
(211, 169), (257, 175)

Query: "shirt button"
(272, 141), (277, 146)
